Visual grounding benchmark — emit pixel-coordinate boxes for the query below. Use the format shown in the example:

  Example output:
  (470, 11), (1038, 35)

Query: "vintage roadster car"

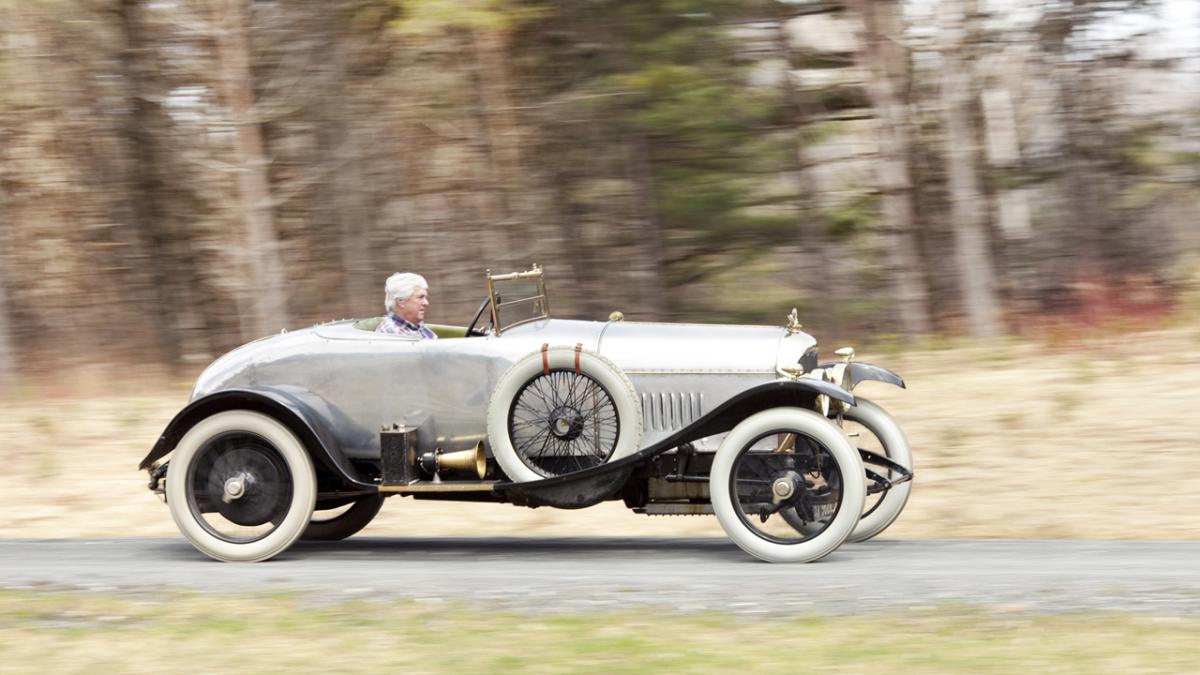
(140, 266), (912, 563)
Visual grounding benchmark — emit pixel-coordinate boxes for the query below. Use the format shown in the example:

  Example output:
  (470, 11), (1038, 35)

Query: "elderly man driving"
(377, 272), (437, 339)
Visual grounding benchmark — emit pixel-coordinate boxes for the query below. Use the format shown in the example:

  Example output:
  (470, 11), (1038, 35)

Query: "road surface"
(2, 538), (1197, 615)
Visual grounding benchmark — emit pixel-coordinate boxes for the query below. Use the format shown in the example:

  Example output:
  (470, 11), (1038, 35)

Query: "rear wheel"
(301, 494), (384, 541)
(166, 410), (316, 562)
(710, 408), (865, 563)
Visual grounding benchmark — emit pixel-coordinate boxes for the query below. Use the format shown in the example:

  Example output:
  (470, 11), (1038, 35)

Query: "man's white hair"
(384, 272), (428, 313)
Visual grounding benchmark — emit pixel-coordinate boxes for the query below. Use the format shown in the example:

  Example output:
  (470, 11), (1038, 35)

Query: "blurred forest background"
(0, 0), (1198, 389)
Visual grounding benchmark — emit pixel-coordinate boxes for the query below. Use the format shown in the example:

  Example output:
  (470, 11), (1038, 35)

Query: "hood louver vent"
(641, 392), (704, 432)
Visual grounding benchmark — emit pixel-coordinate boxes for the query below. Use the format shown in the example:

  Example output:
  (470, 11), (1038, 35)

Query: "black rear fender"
(138, 389), (375, 491)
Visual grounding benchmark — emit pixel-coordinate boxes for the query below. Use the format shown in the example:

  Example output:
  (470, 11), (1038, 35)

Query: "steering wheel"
(465, 297), (492, 337)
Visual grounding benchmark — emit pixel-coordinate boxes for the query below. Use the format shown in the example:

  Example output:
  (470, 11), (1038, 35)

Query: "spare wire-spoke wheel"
(488, 346), (642, 482)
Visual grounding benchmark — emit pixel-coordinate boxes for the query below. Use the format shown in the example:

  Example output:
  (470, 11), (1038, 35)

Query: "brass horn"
(418, 441), (488, 479)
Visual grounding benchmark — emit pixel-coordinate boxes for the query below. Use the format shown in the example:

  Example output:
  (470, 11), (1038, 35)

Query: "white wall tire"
(710, 407), (865, 563)
(842, 398), (913, 543)
(487, 346), (642, 483)
(166, 410), (316, 562)
(780, 398), (913, 542)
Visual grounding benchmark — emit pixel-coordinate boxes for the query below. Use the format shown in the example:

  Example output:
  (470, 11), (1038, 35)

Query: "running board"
(634, 503), (715, 516)
(379, 481), (500, 493)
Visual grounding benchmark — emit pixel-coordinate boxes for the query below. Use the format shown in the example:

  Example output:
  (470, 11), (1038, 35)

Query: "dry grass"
(2, 326), (1199, 540)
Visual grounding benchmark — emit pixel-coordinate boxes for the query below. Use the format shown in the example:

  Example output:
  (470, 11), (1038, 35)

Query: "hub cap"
(186, 432), (294, 543)
(222, 475), (247, 502)
(550, 406), (585, 440)
(730, 431), (843, 544)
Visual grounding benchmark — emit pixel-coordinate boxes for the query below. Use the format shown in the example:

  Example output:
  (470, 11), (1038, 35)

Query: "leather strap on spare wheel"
(574, 343), (583, 374)
(541, 343), (550, 375)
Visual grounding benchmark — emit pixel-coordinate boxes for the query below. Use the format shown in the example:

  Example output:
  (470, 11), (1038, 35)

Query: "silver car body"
(144, 270), (914, 564)
(191, 317), (821, 461)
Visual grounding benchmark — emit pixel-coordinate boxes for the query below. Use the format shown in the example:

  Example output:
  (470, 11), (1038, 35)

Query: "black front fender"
(817, 361), (906, 390)
(499, 378), (856, 492)
(138, 388), (374, 490)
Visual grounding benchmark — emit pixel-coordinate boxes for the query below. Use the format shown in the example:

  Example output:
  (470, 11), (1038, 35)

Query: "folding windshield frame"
(486, 265), (550, 335)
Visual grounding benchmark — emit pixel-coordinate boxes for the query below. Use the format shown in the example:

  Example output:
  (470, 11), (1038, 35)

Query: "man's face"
(395, 287), (430, 325)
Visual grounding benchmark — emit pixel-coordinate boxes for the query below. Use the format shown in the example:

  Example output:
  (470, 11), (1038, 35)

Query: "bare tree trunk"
(1060, 71), (1106, 282)
(118, 0), (183, 369)
(0, 279), (13, 397)
(473, 28), (522, 203)
(470, 27), (518, 264)
(1042, 2), (1108, 293)
(334, 125), (375, 316)
(938, 0), (1003, 338)
(626, 132), (670, 319)
(548, 152), (605, 318)
(0, 10), (25, 392)
(312, 1), (374, 316)
(0, 189), (16, 397)
(772, 9), (841, 336)
(1, 5), (89, 359)
(981, 81), (1036, 314)
(850, 0), (932, 336)
(214, 0), (288, 338)
(981, 86), (1031, 239)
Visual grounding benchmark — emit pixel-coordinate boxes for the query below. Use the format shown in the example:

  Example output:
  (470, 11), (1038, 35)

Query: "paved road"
(1, 538), (1197, 615)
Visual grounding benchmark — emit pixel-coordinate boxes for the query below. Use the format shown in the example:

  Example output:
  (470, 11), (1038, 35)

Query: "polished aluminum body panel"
(191, 316), (819, 459)
(598, 321), (782, 373)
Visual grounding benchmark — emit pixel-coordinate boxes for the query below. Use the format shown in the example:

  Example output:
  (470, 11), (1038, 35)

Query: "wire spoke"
(508, 368), (622, 476)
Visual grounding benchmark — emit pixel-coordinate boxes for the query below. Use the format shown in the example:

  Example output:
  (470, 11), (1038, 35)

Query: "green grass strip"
(0, 590), (1196, 674)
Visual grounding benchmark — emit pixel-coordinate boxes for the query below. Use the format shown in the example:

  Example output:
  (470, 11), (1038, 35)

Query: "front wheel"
(710, 408), (865, 563)
(841, 399), (912, 542)
(781, 398), (913, 542)
(166, 410), (316, 562)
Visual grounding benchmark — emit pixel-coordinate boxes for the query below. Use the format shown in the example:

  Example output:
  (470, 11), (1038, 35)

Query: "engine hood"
(595, 320), (817, 375)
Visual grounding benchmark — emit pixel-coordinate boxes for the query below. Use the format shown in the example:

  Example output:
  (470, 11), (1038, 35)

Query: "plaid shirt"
(376, 313), (437, 340)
